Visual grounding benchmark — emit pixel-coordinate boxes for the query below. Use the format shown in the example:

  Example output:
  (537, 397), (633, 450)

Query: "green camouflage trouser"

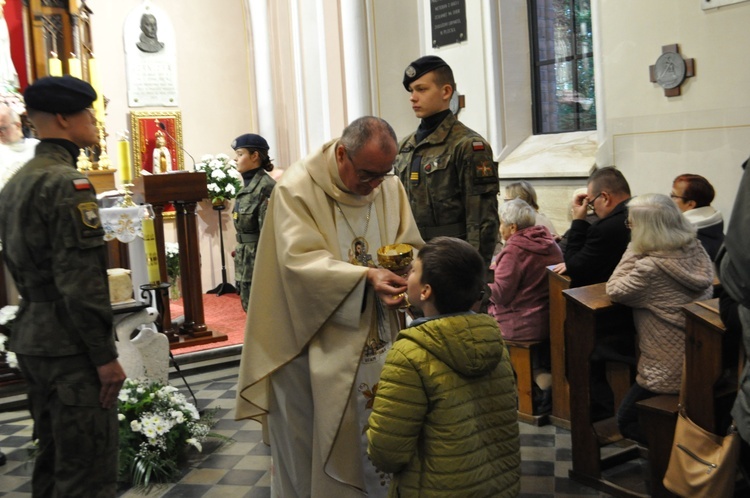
(17, 353), (118, 498)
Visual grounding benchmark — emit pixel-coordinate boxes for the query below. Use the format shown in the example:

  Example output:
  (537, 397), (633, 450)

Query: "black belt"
(420, 222), (466, 240)
(236, 233), (260, 243)
(23, 283), (62, 302)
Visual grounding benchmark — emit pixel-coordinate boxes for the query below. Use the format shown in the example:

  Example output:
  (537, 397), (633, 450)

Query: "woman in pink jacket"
(488, 198), (563, 408)
(607, 193), (714, 443)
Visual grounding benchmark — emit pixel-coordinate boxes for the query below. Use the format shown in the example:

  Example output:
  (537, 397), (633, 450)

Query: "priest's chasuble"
(235, 139), (423, 496)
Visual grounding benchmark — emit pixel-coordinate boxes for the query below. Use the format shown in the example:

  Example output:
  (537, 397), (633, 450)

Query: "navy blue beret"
(23, 76), (97, 114)
(403, 55), (449, 91)
(231, 133), (269, 151)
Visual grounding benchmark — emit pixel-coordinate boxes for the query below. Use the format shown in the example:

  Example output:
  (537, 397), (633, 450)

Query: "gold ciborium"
(377, 243), (414, 274)
(377, 243), (414, 309)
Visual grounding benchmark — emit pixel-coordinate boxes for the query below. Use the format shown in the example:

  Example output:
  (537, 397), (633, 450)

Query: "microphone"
(158, 122), (197, 170)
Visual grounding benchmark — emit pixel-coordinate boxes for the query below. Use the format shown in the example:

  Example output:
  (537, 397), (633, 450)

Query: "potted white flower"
(195, 154), (243, 206)
(0, 305), (18, 369)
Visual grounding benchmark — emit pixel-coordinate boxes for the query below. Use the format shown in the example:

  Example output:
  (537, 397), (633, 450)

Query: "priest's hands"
(367, 267), (408, 309)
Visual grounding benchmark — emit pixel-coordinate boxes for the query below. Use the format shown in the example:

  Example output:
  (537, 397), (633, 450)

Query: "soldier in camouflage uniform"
(0, 76), (125, 497)
(231, 133), (276, 311)
(394, 55), (499, 267)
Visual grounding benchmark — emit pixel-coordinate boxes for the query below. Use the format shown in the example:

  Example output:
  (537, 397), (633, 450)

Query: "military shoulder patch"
(472, 141), (485, 151)
(72, 178), (92, 191)
(77, 202), (101, 229)
(475, 161), (494, 178)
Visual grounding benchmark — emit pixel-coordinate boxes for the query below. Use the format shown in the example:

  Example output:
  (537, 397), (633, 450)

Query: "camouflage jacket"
(0, 141), (117, 365)
(394, 113), (499, 266)
(232, 169), (276, 282)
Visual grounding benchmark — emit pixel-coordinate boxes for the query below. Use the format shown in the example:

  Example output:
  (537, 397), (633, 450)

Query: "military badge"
(405, 65), (416, 78)
(472, 141), (485, 151)
(77, 202), (101, 229)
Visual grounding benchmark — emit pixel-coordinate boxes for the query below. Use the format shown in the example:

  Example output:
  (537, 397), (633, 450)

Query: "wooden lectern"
(132, 172), (226, 348)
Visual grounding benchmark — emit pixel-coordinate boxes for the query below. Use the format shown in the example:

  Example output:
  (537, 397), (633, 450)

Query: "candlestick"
(68, 54), (82, 79)
(88, 57), (105, 122)
(118, 134), (132, 184)
(142, 216), (161, 285)
(48, 52), (62, 77)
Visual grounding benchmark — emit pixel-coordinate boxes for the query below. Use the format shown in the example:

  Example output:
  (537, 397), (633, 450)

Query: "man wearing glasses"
(553, 166), (632, 288)
(236, 116), (423, 497)
(394, 55), (499, 267)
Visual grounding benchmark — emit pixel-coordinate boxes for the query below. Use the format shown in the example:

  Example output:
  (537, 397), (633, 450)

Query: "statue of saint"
(151, 129), (172, 173)
(136, 13), (164, 53)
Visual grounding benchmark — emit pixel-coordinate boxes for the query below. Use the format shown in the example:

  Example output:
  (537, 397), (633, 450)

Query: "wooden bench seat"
(505, 339), (549, 425)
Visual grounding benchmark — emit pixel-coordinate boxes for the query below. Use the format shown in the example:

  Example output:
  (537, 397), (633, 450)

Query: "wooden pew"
(563, 282), (643, 498)
(682, 298), (739, 432)
(547, 267), (572, 429)
(636, 297), (740, 498)
(506, 339), (549, 425)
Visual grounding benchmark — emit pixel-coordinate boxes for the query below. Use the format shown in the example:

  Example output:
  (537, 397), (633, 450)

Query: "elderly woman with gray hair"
(607, 193), (714, 443)
(488, 198), (563, 409)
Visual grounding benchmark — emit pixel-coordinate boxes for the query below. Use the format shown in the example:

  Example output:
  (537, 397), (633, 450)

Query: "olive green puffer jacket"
(367, 313), (520, 497)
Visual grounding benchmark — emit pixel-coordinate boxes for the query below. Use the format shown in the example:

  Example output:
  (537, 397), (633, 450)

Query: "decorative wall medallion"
(649, 44), (695, 97)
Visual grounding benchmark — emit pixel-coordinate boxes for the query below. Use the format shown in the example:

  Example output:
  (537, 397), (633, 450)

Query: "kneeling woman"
(231, 134), (277, 311)
(606, 193), (714, 443)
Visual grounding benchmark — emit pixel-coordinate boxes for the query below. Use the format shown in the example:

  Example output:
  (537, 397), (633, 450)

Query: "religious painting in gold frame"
(130, 110), (184, 175)
(130, 111), (184, 219)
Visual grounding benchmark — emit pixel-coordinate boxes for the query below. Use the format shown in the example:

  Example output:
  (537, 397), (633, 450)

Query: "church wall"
(89, 0), (255, 291)
(597, 0), (750, 223)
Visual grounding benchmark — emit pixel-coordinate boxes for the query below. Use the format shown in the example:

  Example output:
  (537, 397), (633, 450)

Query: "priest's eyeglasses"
(345, 149), (396, 184)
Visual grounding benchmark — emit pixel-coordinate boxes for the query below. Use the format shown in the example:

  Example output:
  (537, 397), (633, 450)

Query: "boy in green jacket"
(367, 236), (520, 497)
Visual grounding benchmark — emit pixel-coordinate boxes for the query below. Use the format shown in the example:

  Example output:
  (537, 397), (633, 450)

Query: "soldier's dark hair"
(340, 116), (397, 156)
(673, 174), (715, 207)
(589, 166), (631, 197)
(246, 148), (274, 172)
(417, 236), (485, 314)
(431, 65), (455, 96)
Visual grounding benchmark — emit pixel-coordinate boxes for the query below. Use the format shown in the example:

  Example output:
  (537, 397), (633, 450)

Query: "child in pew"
(606, 193), (714, 444)
(488, 198), (563, 413)
(367, 237), (520, 498)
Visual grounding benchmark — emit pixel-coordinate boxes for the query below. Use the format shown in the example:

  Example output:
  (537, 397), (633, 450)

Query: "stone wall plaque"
(431, 0), (466, 48)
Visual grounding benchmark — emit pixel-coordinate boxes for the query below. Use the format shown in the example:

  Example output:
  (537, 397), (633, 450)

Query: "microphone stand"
(206, 202), (236, 296)
(158, 122), (197, 170)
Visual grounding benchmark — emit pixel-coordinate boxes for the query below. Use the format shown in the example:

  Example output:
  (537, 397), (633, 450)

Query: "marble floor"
(0, 348), (649, 498)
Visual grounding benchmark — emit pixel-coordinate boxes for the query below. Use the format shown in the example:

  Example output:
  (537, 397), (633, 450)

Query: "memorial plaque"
(431, 0), (466, 48)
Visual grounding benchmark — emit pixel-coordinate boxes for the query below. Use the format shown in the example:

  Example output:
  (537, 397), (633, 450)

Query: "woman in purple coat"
(488, 199), (563, 407)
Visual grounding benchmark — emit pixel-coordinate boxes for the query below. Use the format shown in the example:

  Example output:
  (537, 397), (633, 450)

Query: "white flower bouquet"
(165, 242), (180, 279)
(117, 378), (225, 490)
(0, 305), (18, 369)
(195, 153), (243, 205)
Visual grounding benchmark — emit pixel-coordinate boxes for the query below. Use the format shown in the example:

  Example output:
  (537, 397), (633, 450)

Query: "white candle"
(142, 217), (161, 285)
(88, 57), (105, 122)
(68, 54), (82, 79)
(48, 52), (62, 77)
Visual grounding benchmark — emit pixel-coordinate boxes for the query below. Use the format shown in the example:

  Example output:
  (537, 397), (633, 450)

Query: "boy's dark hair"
(418, 236), (484, 314)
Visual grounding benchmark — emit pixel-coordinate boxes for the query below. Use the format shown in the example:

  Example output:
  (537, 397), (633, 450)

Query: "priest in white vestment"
(235, 116), (423, 497)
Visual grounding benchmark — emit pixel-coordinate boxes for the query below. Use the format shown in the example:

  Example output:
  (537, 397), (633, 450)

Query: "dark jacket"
(564, 198), (630, 287)
(697, 222), (724, 261)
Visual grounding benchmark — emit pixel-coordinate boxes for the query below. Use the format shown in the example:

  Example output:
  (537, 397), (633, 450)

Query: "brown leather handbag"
(663, 406), (740, 498)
